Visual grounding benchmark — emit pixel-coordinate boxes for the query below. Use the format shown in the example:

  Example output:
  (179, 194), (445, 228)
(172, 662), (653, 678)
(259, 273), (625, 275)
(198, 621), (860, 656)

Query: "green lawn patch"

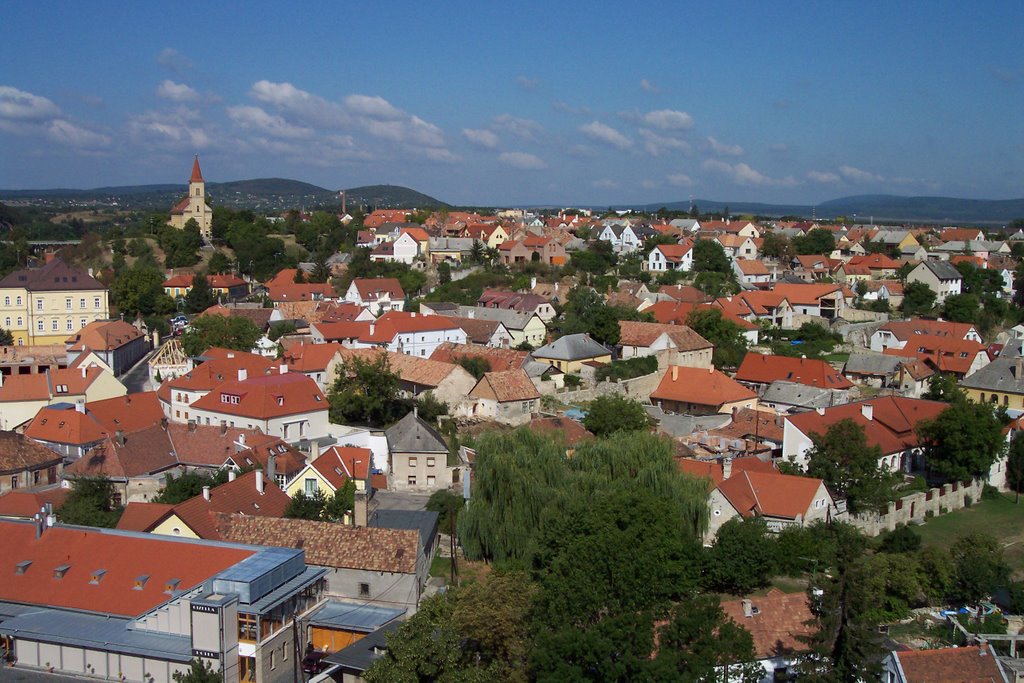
(915, 492), (1024, 577)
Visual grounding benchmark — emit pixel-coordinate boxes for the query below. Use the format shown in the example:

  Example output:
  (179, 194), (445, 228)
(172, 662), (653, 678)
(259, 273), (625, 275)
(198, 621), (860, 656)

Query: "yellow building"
(168, 156), (213, 240)
(0, 258), (110, 346)
(531, 332), (612, 374)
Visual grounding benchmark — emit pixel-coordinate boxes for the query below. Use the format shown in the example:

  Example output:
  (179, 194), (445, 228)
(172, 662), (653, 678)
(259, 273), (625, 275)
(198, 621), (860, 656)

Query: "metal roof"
(306, 600), (404, 633)
(324, 621), (402, 673)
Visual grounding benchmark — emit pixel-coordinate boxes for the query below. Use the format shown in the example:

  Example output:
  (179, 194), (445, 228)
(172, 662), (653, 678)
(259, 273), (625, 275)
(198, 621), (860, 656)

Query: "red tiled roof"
(883, 336), (987, 375)
(267, 282), (335, 302)
(0, 488), (69, 519)
(351, 277), (405, 302)
(675, 455), (776, 485)
(471, 369), (540, 402)
(164, 350), (277, 393)
(736, 352), (853, 389)
(734, 259), (770, 275)
(618, 320), (712, 351)
(877, 318), (979, 342)
(115, 502), (176, 532)
(657, 285), (712, 303)
(66, 319), (144, 352)
(893, 644), (1007, 682)
(786, 396), (947, 456)
(529, 417), (594, 446)
(190, 372), (327, 419)
(160, 471), (290, 539)
(310, 446), (372, 490)
(720, 589), (815, 659)
(771, 283), (843, 305)
(717, 470), (826, 520)
(0, 432), (64, 474)
(429, 342), (528, 372)
(25, 405), (109, 445)
(0, 520), (253, 616)
(189, 156), (204, 183)
(282, 342), (343, 373)
(651, 366), (757, 408)
(0, 366), (106, 403)
(654, 242), (693, 263)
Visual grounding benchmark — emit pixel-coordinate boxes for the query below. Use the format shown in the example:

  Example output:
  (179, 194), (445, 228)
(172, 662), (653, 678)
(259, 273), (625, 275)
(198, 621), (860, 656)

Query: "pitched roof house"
(0, 431), (64, 495)
(465, 369), (540, 426)
(736, 352), (853, 391)
(617, 320), (713, 369)
(651, 366), (758, 415)
(883, 644), (1008, 682)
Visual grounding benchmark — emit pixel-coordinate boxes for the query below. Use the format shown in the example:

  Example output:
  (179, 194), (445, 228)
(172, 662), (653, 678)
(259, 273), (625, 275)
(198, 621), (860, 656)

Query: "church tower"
(168, 155), (213, 240)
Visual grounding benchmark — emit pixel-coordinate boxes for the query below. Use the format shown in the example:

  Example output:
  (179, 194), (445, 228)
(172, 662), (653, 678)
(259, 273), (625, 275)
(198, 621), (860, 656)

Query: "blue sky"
(1, 1), (1021, 207)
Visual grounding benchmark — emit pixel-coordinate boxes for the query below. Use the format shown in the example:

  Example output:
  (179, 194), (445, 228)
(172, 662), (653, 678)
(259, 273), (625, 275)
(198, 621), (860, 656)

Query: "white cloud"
(498, 151), (547, 170)
(592, 179), (619, 190)
(552, 101), (590, 115)
(492, 114), (543, 140)
(0, 86), (61, 121)
(701, 159), (797, 187)
(580, 121), (632, 149)
(343, 94), (403, 120)
(462, 128), (499, 148)
(638, 129), (691, 157)
(807, 170), (840, 183)
(839, 164), (885, 183)
(227, 105), (312, 138)
(641, 179), (660, 189)
(156, 48), (193, 73)
(250, 80), (348, 128)
(705, 136), (744, 156)
(640, 79), (659, 93)
(516, 75), (538, 90)
(642, 109), (694, 131)
(0, 85), (110, 149)
(156, 80), (200, 103)
(128, 107), (213, 149)
(667, 173), (694, 187)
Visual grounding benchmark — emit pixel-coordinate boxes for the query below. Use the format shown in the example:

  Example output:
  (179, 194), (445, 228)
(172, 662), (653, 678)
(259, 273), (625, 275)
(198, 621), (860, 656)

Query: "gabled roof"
(282, 342), (344, 373)
(892, 644), (1008, 682)
(771, 283), (844, 305)
(786, 396), (947, 456)
(675, 455), (776, 485)
(653, 243), (693, 262)
(165, 350), (277, 393)
(310, 446), (373, 490)
(441, 316), (505, 344)
(617, 321), (713, 352)
(884, 335), (987, 375)
(736, 352), (853, 389)
(651, 366), (757, 408)
(267, 282), (335, 302)
(470, 369), (540, 402)
(918, 260), (963, 281)
(429, 342), (528, 372)
(657, 284), (711, 303)
(212, 513), (419, 574)
(529, 417), (594, 446)
(877, 318), (979, 342)
(734, 259), (770, 276)
(720, 589), (815, 659)
(351, 277), (405, 302)
(717, 470), (827, 520)
(385, 411), (447, 454)
(0, 519), (253, 617)
(532, 333), (609, 362)
(0, 258), (105, 292)
(190, 372), (328, 419)
(66, 319), (144, 352)
(156, 471), (290, 540)
(0, 488), (69, 518)
(0, 365), (108, 403)
(0, 432), (63, 474)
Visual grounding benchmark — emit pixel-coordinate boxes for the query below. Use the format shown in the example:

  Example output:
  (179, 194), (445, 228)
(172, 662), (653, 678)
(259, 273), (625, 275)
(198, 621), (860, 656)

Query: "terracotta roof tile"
(472, 369), (540, 402)
(717, 470), (826, 519)
(429, 342), (528, 372)
(893, 644), (1007, 682)
(0, 488), (69, 518)
(310, 446), (372, 490)
(720, 589), (815, 659)
(0, 432), (63, 474)
(66, 320), (145, 352)
(786, 396), (947, 456)
(651, 366), (757, 408)
(736, 353), (853, 389)
(618, 321), (713, 351)
(189, 372), (327, 419)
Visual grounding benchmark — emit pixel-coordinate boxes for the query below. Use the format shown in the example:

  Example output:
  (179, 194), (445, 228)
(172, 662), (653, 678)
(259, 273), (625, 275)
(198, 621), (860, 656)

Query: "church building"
(168, 156), (213, 240)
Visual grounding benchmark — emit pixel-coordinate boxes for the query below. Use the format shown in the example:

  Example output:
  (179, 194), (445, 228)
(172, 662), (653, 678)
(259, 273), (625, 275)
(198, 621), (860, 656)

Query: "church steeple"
(190, 155), (204, 183)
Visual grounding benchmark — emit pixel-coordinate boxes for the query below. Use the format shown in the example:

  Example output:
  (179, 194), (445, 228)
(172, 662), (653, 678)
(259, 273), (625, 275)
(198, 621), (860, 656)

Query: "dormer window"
(164, 578), (181, 594)
(276, 397), (284, 406)
(15, 560), (31, 575)
(53, 564), (70, 579)
(89, 569), (106, 584)
(133, 574), (150, 590)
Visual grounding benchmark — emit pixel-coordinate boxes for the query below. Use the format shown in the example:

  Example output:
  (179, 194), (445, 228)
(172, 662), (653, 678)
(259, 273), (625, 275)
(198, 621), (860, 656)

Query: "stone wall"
(849, 478), (987, 536)
(554, 371), (663, 403)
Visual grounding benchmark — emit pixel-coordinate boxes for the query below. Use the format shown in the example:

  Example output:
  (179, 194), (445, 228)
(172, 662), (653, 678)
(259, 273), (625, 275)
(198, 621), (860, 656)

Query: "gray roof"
(532, 333), (610, 362)
(670, 219), (699, 230)
(643, 405), (731, 438)
(449, 305), (539, 332)
(429, 237), (475, 251)
(919, 260), (963, 280)
(369, 509), (439, 550)
(385, 411), (448, 454)
(325, 621), (402, 673)
(844, 353), (904, 376)
(960, 357), (1024, 393)
(932, 239), (1005, 253)
(0, 258), (105, 292)
(306, 600), (405, 633)
(761, 380), (836, 409)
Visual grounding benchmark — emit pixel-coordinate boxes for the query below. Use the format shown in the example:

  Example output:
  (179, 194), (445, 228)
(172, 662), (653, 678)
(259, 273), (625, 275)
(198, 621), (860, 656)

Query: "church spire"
(190, 155), (204, 183)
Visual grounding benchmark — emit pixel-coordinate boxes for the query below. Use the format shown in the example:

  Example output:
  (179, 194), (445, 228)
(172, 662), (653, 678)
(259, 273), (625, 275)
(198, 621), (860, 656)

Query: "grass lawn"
(428, 556), (492, 587)
(915, 492), (1024, 578)
(823, 351), (850, 363)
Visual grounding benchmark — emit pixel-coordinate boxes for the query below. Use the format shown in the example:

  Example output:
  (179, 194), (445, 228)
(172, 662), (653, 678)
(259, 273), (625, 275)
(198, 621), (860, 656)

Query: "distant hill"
(641, 194), (1024, 225)
(0, 179), (447, 212)
(342, 184), (450, 210)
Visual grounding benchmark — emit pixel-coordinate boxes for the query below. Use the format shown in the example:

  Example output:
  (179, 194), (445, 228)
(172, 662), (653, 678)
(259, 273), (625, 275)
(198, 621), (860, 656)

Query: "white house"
(645, 242), (693, 273)
(906, 260), (963, 303)
(344, 278), (406, 315)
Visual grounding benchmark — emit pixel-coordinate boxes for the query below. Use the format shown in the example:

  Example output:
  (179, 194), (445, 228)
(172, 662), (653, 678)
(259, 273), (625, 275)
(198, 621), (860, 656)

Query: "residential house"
(186, 372), (330, 443)
(732, 258), (772, 285)
(735, 352), (853, 394)
(531, 333), (611, 373)
(285, 446), (373, 500)
(960, 355), (1024, 411)
(477, 289), (556, 323)
(364, 209), (410, 227)
(771, 283), (846, 319)
(783, 397), (947, 472)
(440, 315), (513, 348)
(759, 380), (843, 414)
(0, 518), (328, 683)
(617, 320), (713, 369)
(0, 431), (63, 494)
(0, 487), (68, 519)
(430, 305), (546, 348)
(281, 342), (345, 390)
(650, 366), (758, 415)
(883, 334), (989, 379)
(843, 353), (907, 390)
(336, 348), (476, 406)
(158, 348), (278, 423)
(429, 342), (529, 372)
(859, 279), (904, 307)
(906, 260), (963, 303)
(648, 300), (760, 345)
(883, 644), (1008, 682)
(708, 469), (838, 539)
(355, 311), (469, 358)
(645, 242), (694, 273)
(465, 369), (540, 425)
(163, 273), (249, 300)
(720, 589), (816, 682)
(870, 318), (983, 353)
(792, 255), (833, 281)
(0, 360), (127, 430)
(727, 291), (795, 328)
(115, 470), (290, 540)
(386, 410), (451, 492)
(715, 234), (759, 260)
(428, 237), (475, 263)
(223, 433), (307, 490)
(498, 236), (567, 265)
(0, 344), (67, 381)
(65, 319), (148, 376)
(266, 280), (335, 305)
(0, 257), (110, 346)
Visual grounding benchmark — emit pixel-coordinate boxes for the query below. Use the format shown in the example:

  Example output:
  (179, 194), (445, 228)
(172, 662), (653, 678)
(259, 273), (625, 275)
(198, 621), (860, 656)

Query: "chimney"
(202, 486), (211, 502)
(279, 364), (287, 374)
(742, 599), (753, 618)
(731, 406), (738, 420)
(238, 368), (248, 382)
(228, 468), (237, 482)
(75, 402), (85, 414)
(34, 513), (44, 539)
(81, 365), (87, 378)
(1016, 357), (1023, 380)
(307, 439), (321, 465)
(227, 352), (234, 359)
(369, 323), (375, 335)
(530, 277), (537, 290)
(115, 430), (125, 447)
(722, 456), (733, 480)
(220, 420), (227, 436)
(815, 407), (825, 416)
(468, 309), (475, 319)
(267, 454), (276, 485)
(861, 403), (873, 421)
(255, 469), (265, 494)
(354, 490), (369, 527)
(672, 366), (678, 381)
(187, 419), (196, 432)
(160, 417), (168, 430)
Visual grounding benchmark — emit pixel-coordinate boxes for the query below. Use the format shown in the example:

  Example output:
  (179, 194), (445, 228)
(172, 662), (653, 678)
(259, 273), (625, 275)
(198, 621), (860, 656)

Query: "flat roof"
(306, 600), (405, 633)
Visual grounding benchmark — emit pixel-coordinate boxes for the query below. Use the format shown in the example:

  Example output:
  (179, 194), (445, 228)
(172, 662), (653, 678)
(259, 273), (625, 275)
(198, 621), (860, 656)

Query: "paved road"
(0, 667), (90, 682)
(119, 341), (164, 394)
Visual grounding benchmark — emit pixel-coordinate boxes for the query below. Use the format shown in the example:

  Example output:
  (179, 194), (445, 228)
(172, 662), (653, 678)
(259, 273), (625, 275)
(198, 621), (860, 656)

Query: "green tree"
(900, 281), (937, 316)
(949, 533), (1010, 604)
(284, 484), (355, 522)
(437, 261), (452, 285)
(706, 517), (775, 594)
(173, 659), (223, 683)
(111, 263), (175, 316)
(267, 320), (297, 341)
(804, 418), (900, 514)
(570, 240), (616, 276)
(559, 285), (625, 345)
(582, 395), (652, 437)
(1008, 432), (1024, 503)
(206, 251), (232, 275)
(152, 469), (231, 505)
(878, 525), (922, 554)
(328, 353), (402, 427)
(180, 314), (263, 357)
(692, 238), (731, 273)
(456, 355), (490, 380)
(687, 308), (748, 368)
(428, 489), (464, 585)
(941, 292), (980, 323)
(58, 476), (123, 528)
(792, 228), (836, 255)
(0, 327), (13, 345)
(309, 255), (331, 284)
(760, 231), (792, 260)
(922, 373), (965, 403)
(917, 400), (1005, 482)
(184, 273), (215, 314)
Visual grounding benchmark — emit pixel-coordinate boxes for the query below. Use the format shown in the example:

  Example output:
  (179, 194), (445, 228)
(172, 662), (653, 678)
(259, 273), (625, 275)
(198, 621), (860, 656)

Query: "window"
(276, 475), (287, 489)
(33, 470), (40, 485)
(2, 297), (7, 306)
(17, 317), (22, 326)
(51, 319), (58, 331)
(36, 300), (42, 311)
(409, 457), (417, 468)
(4, 318), (8, 327)
(66, 320), (73, 331)
(65, 298), (72, 310)
(407, 475), (417, 486)
(238, 614), (258, 643)
(239, 655), (256, 682)
(304, 478), (317, 494)
(16, 296), (21, 306)
(80, 319), (86, 329)
(359, 582), (370, 597)
(426, 457), (435, 468)
(93, 297), (100, 309)
(10, 475), (18, 489)
(521, 401), (532, 414)
(427, 475), (435, 486)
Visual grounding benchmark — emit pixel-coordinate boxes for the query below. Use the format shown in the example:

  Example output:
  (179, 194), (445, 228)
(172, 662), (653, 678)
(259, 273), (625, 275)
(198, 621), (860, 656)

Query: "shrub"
(594, 356), (658, 383)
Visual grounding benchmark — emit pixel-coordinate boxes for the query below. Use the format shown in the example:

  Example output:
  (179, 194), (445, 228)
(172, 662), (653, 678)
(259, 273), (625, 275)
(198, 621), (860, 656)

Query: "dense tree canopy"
(917, 400), (1005, 482)
(792, 228), (836, 255)
(58, 476), (123, 528)
(692, 238), (732, 273)
(686, 308), (748, 368)
(180, 314), (263, 357)
(900, 281), (937, 316)
(184, 272), (215, 314)
(328, 353), (402, 427)
(803, 419), (900, 514)
(582, 395), (652, 436)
